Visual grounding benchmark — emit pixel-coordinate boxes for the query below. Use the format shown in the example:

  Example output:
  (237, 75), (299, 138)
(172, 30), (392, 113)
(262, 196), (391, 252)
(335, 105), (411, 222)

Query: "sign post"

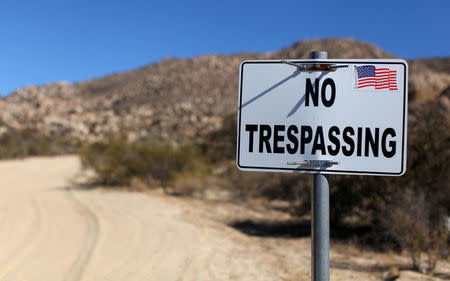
(312, 173), (329, 281)
(236, 51), (408, 281)
(309, 51), (330, 281)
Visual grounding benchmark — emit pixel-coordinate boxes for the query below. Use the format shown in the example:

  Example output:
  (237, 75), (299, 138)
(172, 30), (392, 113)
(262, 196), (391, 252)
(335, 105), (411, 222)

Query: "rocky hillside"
(0, 38), (448, 145)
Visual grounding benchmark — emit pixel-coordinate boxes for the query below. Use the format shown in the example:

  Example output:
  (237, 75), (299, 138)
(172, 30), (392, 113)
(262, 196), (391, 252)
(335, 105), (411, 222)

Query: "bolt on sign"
(236, 59), (408, 176)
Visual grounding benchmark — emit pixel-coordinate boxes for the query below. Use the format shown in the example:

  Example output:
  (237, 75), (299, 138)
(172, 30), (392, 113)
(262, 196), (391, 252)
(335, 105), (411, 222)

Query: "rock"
(381, 266), (400, 281)
(0, 126), (8, 138)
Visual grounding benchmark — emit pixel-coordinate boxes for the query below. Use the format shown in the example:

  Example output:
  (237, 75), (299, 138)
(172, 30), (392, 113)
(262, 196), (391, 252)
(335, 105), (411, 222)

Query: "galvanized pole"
(309, 51), (330, 281)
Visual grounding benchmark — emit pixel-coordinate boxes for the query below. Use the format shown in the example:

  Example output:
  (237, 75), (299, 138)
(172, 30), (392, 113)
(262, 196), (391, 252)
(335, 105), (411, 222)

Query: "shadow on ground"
(230, 220), (310, 238)
(69, 183), (99, 190)
(229, 219), (372, 240)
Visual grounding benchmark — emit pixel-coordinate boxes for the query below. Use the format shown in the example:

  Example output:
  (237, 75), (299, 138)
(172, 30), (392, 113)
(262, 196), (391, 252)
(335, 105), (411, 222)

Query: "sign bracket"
(287, 160), (339, 168)
(281, 59), (349, 72)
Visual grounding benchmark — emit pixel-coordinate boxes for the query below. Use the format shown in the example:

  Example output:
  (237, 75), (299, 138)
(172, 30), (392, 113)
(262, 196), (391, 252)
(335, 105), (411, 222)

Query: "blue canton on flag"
(356, 65), (375, 79)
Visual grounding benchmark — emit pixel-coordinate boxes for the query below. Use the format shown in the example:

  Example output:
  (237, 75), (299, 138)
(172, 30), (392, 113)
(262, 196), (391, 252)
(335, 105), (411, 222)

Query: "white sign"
(236, 59), (408, 176)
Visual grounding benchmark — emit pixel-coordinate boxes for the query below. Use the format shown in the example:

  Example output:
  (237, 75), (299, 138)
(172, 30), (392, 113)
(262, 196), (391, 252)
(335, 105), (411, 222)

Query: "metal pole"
(312, 174), (330, 281)
(309, 51), (330, 281)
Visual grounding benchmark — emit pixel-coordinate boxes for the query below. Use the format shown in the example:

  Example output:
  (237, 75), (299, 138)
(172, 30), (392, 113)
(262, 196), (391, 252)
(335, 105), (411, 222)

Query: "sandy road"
(0, 156), (284, 281)
(1, 156), (447, 281)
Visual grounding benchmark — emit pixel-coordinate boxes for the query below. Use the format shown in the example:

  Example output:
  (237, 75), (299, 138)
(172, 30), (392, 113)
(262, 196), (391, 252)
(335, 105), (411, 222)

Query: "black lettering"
(300, 125), (313, 154)
(365, 128), (380, 157)
(245, 124), (258, 152)
(321, 78), (336, 107)
(327, 126), (340, 156)
(305, 78), (319, 106)
(381, 128), (396, 158)
(287, 125), (299, 154)
(342, 127), (355, 156)
(357, 127), (363, 156)
(273, 125), (285, 154)
(312, 126), (326, 155)
(259, 125), (272, 153)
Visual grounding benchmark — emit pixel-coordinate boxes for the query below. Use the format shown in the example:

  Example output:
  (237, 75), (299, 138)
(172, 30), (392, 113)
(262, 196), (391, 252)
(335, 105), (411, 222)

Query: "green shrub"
(0, 129), (27, 158)
(79, 135), (132, 185)
(0, 126), (74, 159)
(79, 134), (208, 189)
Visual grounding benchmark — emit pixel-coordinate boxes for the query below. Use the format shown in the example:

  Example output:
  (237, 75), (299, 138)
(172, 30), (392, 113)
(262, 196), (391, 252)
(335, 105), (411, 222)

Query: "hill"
(0, 38), (448, 146)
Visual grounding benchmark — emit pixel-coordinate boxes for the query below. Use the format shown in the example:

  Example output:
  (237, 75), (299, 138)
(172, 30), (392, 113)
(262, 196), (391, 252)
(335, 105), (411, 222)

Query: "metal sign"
(236, 59), (408, 176)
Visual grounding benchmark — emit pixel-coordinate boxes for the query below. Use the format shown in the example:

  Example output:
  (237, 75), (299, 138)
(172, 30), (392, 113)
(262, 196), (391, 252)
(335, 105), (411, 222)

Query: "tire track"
(0, 205), (9, 232)
(84, 194), (145, 281)
(63, 188), (100, 281)
(137, 215), (198, 281)
(113, 207), (167, 280)
(0, 193), (47, 280)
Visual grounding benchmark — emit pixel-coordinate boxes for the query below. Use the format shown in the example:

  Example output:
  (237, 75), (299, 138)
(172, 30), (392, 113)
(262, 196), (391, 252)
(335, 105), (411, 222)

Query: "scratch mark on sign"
(239, 70), (300, 110)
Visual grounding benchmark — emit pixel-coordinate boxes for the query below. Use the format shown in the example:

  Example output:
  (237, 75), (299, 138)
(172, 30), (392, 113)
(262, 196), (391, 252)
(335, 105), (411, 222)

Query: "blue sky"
(0, 0), (448, 96)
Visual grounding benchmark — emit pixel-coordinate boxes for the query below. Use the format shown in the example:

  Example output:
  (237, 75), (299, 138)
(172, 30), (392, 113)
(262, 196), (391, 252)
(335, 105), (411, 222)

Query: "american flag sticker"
(354, 65), (398, 91)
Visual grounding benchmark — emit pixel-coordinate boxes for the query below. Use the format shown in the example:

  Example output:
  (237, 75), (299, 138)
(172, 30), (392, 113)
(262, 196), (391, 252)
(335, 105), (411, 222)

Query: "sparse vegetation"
(79, 134), (208, 191)
(0, 122), (75, 159)
(380, 189), (448, 274)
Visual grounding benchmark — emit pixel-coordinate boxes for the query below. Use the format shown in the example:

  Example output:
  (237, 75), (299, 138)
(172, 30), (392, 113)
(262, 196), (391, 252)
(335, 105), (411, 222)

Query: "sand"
(0, 156), (447, 281)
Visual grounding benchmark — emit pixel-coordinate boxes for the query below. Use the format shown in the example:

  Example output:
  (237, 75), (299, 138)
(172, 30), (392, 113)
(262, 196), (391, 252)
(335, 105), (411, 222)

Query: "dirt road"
(0, 156), (288, 281)
(0, 156), (447, 281)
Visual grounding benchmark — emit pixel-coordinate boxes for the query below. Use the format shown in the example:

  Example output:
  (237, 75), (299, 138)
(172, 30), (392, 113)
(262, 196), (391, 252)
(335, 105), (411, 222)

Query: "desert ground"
(0, 156), (447, 281)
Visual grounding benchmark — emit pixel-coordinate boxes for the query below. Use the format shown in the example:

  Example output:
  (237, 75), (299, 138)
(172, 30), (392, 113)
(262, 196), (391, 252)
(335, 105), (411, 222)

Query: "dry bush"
(79, 135), (136, 185)
(0, 124), (75, 159)
(380, 189), (448, 274)
(79, 134), (208, 190)
(200, 113), (236, 163)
